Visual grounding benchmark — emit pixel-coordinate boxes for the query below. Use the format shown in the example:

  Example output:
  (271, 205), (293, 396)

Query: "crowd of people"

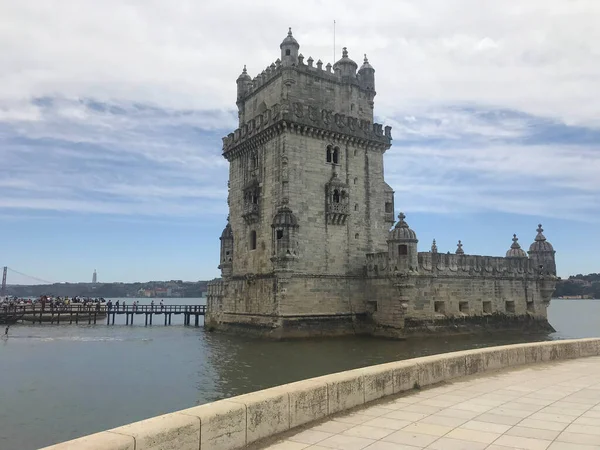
(1, 296), (166, 312)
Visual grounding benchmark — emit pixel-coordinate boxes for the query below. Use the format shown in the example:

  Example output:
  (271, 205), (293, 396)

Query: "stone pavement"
(259, 356), (600, 450)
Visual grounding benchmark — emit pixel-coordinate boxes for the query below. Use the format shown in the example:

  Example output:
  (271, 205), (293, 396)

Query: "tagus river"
(1, 298), (599, 450)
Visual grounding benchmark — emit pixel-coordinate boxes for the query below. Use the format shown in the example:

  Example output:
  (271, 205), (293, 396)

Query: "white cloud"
(0, 0), (599, 125)
(0, 1), (598, 223)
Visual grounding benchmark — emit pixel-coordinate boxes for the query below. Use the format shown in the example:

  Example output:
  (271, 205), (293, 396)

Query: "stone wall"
(41, 338), (600, 450)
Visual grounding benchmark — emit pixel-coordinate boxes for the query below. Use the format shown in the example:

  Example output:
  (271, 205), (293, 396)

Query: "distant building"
(92, 270), (97, 284)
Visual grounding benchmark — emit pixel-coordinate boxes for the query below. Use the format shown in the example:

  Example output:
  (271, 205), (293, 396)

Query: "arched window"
(285, 49), (291, 56)
(333, 147), (340, 164)
(326, 145), (332, 163)
(276, 229), (284, 240)
(250, 230), (257, 250)
(333, 190), (340, 203)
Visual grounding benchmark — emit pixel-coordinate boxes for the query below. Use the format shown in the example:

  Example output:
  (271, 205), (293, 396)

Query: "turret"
(506, 234), (527, 258)
(358, 54), (375, 91)
(280, 28), (299, 67)
(236, 65), (251, 100)
(388, 212), (418, 273)
(271, 205), (299, 272)
(528, 224), (556, 275)
(218, 219), (233, 278)
(333, 47), (358, 79)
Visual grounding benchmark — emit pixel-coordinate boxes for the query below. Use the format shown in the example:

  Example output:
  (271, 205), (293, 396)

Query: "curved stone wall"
(41, 338), (600, 450)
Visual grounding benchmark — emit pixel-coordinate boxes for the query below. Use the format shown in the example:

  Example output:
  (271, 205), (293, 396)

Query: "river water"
(1, 298), (598, 450)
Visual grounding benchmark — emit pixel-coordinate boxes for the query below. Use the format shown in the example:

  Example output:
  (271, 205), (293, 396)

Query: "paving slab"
(258, 356), (600, 450)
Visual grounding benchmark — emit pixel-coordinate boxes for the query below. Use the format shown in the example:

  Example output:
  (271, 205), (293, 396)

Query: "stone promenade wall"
(41, 338), (600, 450)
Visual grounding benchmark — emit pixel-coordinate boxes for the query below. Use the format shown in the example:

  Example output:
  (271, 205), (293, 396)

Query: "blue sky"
(0, 1), (598, 283)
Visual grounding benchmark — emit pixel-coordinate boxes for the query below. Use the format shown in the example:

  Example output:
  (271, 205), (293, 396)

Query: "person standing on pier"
(160, 300), (164, 311)
(150, 300), (155, 311)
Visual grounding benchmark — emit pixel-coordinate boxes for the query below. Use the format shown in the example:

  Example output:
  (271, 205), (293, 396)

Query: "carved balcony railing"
(242, 203), (259, 224)
(327, 202), (349, 225)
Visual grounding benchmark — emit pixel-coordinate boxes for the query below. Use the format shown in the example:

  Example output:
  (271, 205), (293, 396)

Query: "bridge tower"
(1, 266), (7, 297)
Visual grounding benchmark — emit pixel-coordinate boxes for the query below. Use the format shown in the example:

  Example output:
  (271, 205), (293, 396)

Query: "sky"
(0, 0), (599, 284)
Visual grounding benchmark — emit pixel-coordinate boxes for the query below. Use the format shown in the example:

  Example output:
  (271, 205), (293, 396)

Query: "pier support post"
(145, 313), (148, 326)
(149, 313), (152, 326)
(195, 314), (199, 327)
(168, 313), (172, 325)
(164, 313), (168, 326)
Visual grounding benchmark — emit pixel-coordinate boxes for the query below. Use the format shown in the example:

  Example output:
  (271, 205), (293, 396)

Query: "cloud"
(0, 1), (598, 223)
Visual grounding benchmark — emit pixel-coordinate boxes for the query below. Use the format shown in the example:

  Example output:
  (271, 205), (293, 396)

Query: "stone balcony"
(242, 203), (259, 224)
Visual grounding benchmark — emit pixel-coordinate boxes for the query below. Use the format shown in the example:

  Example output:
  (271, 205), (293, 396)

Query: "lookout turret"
(280, 27), (299, 66)
(388, 213), (418, 273)
(528, 224), (556, 275)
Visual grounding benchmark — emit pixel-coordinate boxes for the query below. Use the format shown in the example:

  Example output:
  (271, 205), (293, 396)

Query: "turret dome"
(236, 65), (251, 82)
(333, 47), (358, 72)
(358, 54), (374, 72)
(389, 212), (417, 241)
(280, 27), (299, 49)
(220, 221), (233, 239)
(506, 234), (527, 258)
(529, 224), (554, 253)
(271, 205), (298, 228)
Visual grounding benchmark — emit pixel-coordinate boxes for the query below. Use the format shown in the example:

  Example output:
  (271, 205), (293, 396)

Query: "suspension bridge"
(1, 265), (56, 297)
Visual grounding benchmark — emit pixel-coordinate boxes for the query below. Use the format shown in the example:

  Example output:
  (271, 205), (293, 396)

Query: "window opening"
(505, 301), (515, 314)
(250, 230), (257, 250)
(483, 301), (492, 313)
(434, 301), (446, 314)
(326, 145), (332, 163)
(333, 147), (339, 164)
(398, 244), (408, 256)
(333, 190), (340, 203)
(276, 229), (284, 240)
(285, 49), (291, 56)
(459, 301), (469, 313)
(385, 202), (393, 213)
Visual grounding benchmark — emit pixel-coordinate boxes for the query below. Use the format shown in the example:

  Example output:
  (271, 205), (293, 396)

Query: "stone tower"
(207, 28), (394, 336)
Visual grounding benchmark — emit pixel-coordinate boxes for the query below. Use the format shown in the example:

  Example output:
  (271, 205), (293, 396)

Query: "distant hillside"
(555, 273), (600, 299)
(6, 279), (215, 298)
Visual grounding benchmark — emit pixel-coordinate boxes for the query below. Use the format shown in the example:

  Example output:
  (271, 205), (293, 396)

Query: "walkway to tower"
(259, 357), (600, 450)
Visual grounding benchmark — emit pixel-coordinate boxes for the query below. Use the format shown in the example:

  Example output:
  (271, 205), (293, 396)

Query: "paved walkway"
(260, 356), (600, 450)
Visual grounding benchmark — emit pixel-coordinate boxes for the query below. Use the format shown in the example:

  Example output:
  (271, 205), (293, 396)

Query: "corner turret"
(219, 219), (233, 278)
(280, 27), (299, 67)
(358, 54), (375, 91)
(236, 65), (251, 101)
(388, 212), (418, 272)
(528, 224), (556, 275)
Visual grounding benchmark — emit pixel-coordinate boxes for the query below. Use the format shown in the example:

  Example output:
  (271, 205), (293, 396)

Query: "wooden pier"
(0, 304), (206, 326)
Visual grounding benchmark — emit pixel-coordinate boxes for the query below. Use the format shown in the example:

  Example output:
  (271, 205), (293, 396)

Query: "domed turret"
(389, 212), (417, 242)
(528, 224), (556, 275)
(219, 220), (233, 278)
(280, 27), (299, 67)
(236, 65), (251, 100)
(388, 213), (418, 272)
(506, 234), (527, 258)
(455, 240), (465, 255)
(271, 205), (299, 270)
(358, 54), (375, 91)
(333, 47), (358, 78)
(528, 224), (554, 253)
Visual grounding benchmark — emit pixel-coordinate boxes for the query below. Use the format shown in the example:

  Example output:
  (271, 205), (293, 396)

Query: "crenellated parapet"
(222, 102), (392, 160)
(417, 253), (539, 277)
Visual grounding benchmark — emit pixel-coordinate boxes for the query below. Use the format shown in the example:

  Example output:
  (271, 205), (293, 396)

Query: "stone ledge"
(41, 338), (600, 450)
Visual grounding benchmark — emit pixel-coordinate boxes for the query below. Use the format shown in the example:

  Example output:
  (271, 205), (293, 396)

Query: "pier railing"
(0, 304), (206, 326)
